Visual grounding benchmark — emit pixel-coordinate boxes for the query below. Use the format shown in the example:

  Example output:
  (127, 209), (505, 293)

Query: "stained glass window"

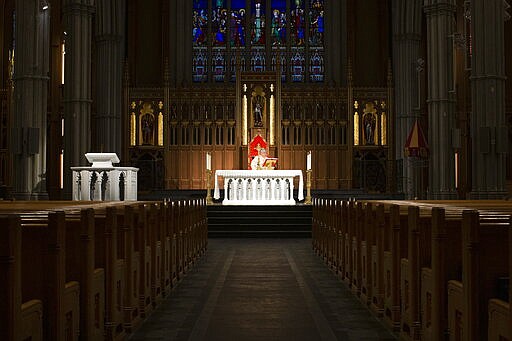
(251, 0), (265, 45)
(310, 51), (324, 82)
(193, 50), (208, 82)
(213, 50), (226, 82)
(291, 0), (305, 46)
(193, 0), (208, 82)
(231, 0), (246, 47)
(212, 0), (227, 46)
(271, 0), (286, 46)
(291, 51), (305, 82)
(309, 0), (324, 47)
(193, 0), (208, 46)
(192, 0), (326, 83)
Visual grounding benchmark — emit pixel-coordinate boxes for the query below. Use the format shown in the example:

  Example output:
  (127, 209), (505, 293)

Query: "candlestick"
(206, 152), (211, 170)
(206, 169), (213, 204)
(307, 151), (312, 170)
(305, 169), (312, 205)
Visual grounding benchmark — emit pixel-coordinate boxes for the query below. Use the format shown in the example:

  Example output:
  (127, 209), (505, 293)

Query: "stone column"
(424, 0), (457, 199)
(93, 0), (125, 155)
(392, 0), (423, 198)
(62, 0), (94, 198)
(12, 0), (50, 199)
(470, 0), (508, 198)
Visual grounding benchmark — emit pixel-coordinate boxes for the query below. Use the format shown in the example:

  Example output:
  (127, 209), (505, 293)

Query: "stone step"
(207, 204), (312, 238)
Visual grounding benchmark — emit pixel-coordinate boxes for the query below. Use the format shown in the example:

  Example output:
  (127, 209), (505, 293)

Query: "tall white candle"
(307, 151), (312, 170)
(206, 152), (211, 170)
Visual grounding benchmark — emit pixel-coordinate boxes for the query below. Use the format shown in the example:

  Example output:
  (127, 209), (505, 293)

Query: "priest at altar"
(250, 148), (278, 170)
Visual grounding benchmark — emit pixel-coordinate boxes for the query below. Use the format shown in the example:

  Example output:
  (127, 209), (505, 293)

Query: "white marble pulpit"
(71, 153), (139, 201)
(214, 170), (304, 205)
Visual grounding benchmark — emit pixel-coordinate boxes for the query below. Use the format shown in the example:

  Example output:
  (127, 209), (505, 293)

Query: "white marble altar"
(71, 153), (139, 201)
(214, 170), (304, 205)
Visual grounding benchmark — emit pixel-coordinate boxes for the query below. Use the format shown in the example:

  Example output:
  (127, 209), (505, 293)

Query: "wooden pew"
(383, 204), (407, 331)
(19, 211), (79, 341)
(0, 199), (207, 340)
(0, 215), (23, 341)
(117, 204), (142, 333)
(93, 206), (126, 341)
(64, 208), (105, 340)
(148, 203), (164, 306)
(360, 202), (375, 306)
(460, 210), (509, 341)
(133, 203), (153, 318)
(370, 203), (386, 317)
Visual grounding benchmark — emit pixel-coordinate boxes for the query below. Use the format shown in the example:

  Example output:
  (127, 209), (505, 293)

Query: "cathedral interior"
(2, 1), (512, 341)
(0, 0), (510, 200)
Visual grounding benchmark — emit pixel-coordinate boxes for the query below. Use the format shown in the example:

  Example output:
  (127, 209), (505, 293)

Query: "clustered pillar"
(93, 0), (125, 156)
(392, 0), (423, 198)
(63, 0), (94, 198)
(470, 0), (508, 198)
(424, 1), (457, 199)
(12, 0), (50, 199)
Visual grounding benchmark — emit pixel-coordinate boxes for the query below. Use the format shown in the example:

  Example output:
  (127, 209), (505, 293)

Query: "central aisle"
(130, 239), (397, 341)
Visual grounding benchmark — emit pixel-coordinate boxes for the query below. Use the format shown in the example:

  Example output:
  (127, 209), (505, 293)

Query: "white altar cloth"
(214, 170), (304, 205)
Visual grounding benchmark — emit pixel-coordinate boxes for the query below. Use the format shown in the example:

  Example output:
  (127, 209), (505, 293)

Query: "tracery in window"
(213, 50), (226, 82)
(291, 51), (305, 82)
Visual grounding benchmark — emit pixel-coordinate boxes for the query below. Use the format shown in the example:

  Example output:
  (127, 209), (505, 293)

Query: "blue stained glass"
(272, 0), (286, 8)
(291, 51), (305, 82)
(212, 0), (227, 46)
(271, 1), (286, 45)
(310, 51), (324, 82)
(193, 0), (208, 46)
(251, 0), (265, 45)
(230, 1), (246, 47)
(212, 50), (226, 82)
(193, 50), (208, 82)
(309, 0), (324, 46)
(194, 0), (207, 8)
(291, 0), (305, 46)
(231, 0), (246, 9)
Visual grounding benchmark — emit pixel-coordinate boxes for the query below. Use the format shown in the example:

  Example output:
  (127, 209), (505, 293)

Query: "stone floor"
(129, 239), (398, 341)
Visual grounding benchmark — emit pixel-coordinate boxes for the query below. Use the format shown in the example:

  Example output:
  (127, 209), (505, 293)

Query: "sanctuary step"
(207, 204), (312, 238)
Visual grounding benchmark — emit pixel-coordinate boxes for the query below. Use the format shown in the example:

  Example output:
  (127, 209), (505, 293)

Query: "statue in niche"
(253, 95), (263, 127)
(363, 112), (376, 145)
(171, 104), (177, 119)
(142, 114), (154, 145)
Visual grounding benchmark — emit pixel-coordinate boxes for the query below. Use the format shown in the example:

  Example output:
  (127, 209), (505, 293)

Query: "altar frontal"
(214, 170), (304, 205)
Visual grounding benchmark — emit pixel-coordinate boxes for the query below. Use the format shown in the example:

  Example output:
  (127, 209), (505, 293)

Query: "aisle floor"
(129, 239), (398, 341)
